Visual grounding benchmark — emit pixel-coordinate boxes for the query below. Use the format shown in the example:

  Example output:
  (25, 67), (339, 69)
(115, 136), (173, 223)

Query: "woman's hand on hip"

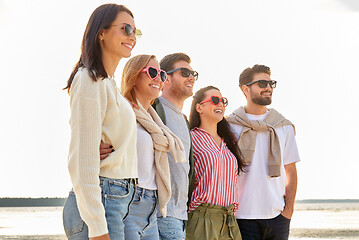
(90, 233), (111, 240)
(100, 141), (114, 160)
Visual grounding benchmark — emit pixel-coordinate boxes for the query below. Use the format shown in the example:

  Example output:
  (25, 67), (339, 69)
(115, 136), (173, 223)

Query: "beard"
(171, 82), (193, 99)
(251, 91), (272, 106)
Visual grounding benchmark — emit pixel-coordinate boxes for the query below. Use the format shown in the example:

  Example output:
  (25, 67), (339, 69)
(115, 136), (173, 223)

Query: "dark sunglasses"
(141, 66), (167, 82)
(110, 24), (142, 38)
(246, 80), (277, 88)
(200, 96), (228, 107)
(167, 68), (198, 81)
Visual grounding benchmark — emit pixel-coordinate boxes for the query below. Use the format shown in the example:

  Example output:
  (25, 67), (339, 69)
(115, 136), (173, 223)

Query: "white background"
(0, 0), (358, 200)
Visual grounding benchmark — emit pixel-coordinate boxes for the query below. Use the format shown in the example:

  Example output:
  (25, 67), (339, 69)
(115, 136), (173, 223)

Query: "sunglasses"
(200, 96), (228, 107)
(110, 24), (142, 38)
(246, 80), (277, 88)
(167, 68), (198, 81)
(141, 66), (167, 82)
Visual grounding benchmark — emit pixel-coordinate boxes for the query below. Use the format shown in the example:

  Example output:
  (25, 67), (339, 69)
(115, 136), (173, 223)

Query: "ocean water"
(0, 201), (358, 240)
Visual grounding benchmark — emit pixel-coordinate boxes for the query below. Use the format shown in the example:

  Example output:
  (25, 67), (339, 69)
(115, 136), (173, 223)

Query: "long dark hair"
(64, 4), (134, 92)
(189, 86), (246, 174)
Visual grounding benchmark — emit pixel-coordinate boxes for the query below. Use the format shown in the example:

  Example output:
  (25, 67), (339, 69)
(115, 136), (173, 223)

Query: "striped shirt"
(189, 127), (239, 212)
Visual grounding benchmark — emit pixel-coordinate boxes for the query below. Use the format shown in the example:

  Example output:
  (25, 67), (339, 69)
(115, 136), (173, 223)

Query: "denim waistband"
(99, 176), (138, 186)
(70, 177), (138, 194)
(134, 186), (157, 198)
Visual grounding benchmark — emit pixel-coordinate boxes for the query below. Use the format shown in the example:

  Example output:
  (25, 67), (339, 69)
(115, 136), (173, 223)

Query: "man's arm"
(281, 162), (298, 219)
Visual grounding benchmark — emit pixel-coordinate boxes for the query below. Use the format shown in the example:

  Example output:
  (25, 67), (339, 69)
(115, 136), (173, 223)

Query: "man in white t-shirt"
(227, 64), (300, 240)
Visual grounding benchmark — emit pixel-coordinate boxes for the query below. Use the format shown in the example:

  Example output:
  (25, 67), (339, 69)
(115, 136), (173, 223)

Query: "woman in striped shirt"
(186, 86), (246, 240)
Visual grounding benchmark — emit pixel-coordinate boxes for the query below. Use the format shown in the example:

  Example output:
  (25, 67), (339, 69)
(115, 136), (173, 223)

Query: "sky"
(0, 0), (358, 200)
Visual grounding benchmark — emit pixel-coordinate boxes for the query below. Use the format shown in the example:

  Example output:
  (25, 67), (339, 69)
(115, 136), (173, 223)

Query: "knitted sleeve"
(67, 68), (108, 237)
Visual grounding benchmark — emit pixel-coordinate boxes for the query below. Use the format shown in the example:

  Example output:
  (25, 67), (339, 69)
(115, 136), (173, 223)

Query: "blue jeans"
(62, 177), (135, 240)
(124, 187), (159, 240)
(236, 214), (291, 240)
(157, 216), (186, 240)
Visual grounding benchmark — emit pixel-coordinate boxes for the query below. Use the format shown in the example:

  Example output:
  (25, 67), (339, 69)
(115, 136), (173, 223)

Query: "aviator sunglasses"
(200, 96), (228, 107)
(246, 80), (277, 88)
(141, 66), (167, 82)
(110, 23), (142, 38)
(167, 68), (199, 81)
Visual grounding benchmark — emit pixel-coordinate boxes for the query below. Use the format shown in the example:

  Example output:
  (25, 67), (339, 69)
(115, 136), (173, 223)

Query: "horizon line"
(1, 197), (359, 201)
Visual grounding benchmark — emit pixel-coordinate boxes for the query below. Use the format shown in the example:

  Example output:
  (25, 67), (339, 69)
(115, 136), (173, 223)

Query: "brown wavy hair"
(239, 64), (271, 89)
(159, 52), (191, 72)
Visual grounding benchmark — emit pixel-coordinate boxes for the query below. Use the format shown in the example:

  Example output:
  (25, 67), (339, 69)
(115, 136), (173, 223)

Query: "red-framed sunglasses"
(200, 96), (228, 107)
(140, 66), (167, 82)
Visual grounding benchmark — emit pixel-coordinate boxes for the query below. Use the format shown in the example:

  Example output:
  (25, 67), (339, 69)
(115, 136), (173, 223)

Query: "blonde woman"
(120, 54), (186, 239)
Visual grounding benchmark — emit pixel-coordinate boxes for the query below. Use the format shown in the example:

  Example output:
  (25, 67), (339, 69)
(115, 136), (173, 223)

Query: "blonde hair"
(121, 54), (156, 107)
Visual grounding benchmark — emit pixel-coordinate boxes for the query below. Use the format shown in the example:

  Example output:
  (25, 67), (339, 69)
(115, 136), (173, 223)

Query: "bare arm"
(281, 162), (298, 219)
(90, 233), (111, 240)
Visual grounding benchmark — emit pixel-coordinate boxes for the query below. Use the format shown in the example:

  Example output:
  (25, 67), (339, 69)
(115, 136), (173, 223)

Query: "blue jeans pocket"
(106, 179), (130, 199)
(63, 192), (87, 238)
(132, 191), (141, 203)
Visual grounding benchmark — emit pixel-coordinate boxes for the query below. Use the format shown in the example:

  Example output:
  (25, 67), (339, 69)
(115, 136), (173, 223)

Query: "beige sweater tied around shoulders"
(227, 107), (295, 177)
(133, 101), (186, 217)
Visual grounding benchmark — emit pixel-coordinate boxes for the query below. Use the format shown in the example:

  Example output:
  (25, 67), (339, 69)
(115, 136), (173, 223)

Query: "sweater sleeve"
(67, 69), (108, 237)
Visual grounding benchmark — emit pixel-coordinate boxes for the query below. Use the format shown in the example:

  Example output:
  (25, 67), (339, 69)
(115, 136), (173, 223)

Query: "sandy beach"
(0, 236), (66, 240)
(1, 229), (359, 240)
(290, 228), (359, 239)
(1, 201), (358, 240)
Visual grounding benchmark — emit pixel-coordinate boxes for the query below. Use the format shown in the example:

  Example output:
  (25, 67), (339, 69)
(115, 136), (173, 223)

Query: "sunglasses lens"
(160, 71), (166, 82)
(135, 29), (142, 38)
(124, 24), (132, 36)
(193, 71), (198, 80)
(257, 80), (276, 88)
(181, 68), (191, 78)
(148, 67), (158, 79)
(258, 81), (267, 88)
(222, 98), (228, 106)
(211, 96), (220, 105)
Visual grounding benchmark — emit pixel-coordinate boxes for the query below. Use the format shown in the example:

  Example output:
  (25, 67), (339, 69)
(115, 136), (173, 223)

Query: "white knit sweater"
(67, 68), (138, 237)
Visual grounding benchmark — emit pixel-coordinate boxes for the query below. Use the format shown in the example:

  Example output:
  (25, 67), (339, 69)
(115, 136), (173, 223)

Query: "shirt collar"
(159, 96), (182, 115)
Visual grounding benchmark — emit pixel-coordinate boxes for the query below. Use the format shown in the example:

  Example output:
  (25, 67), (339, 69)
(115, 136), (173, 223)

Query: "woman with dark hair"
(186, 86), (245, 240)
(62, 4), (141, 240)
(120, 54), (186, 239)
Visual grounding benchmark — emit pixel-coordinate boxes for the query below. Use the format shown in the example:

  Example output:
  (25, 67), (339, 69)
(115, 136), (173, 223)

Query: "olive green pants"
(186, 203), (242, 240)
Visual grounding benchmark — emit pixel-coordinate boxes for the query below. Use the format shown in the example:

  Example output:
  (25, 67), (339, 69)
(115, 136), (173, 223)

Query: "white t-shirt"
(230, 110), (300, 219)
(136, 123), (157, 190)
